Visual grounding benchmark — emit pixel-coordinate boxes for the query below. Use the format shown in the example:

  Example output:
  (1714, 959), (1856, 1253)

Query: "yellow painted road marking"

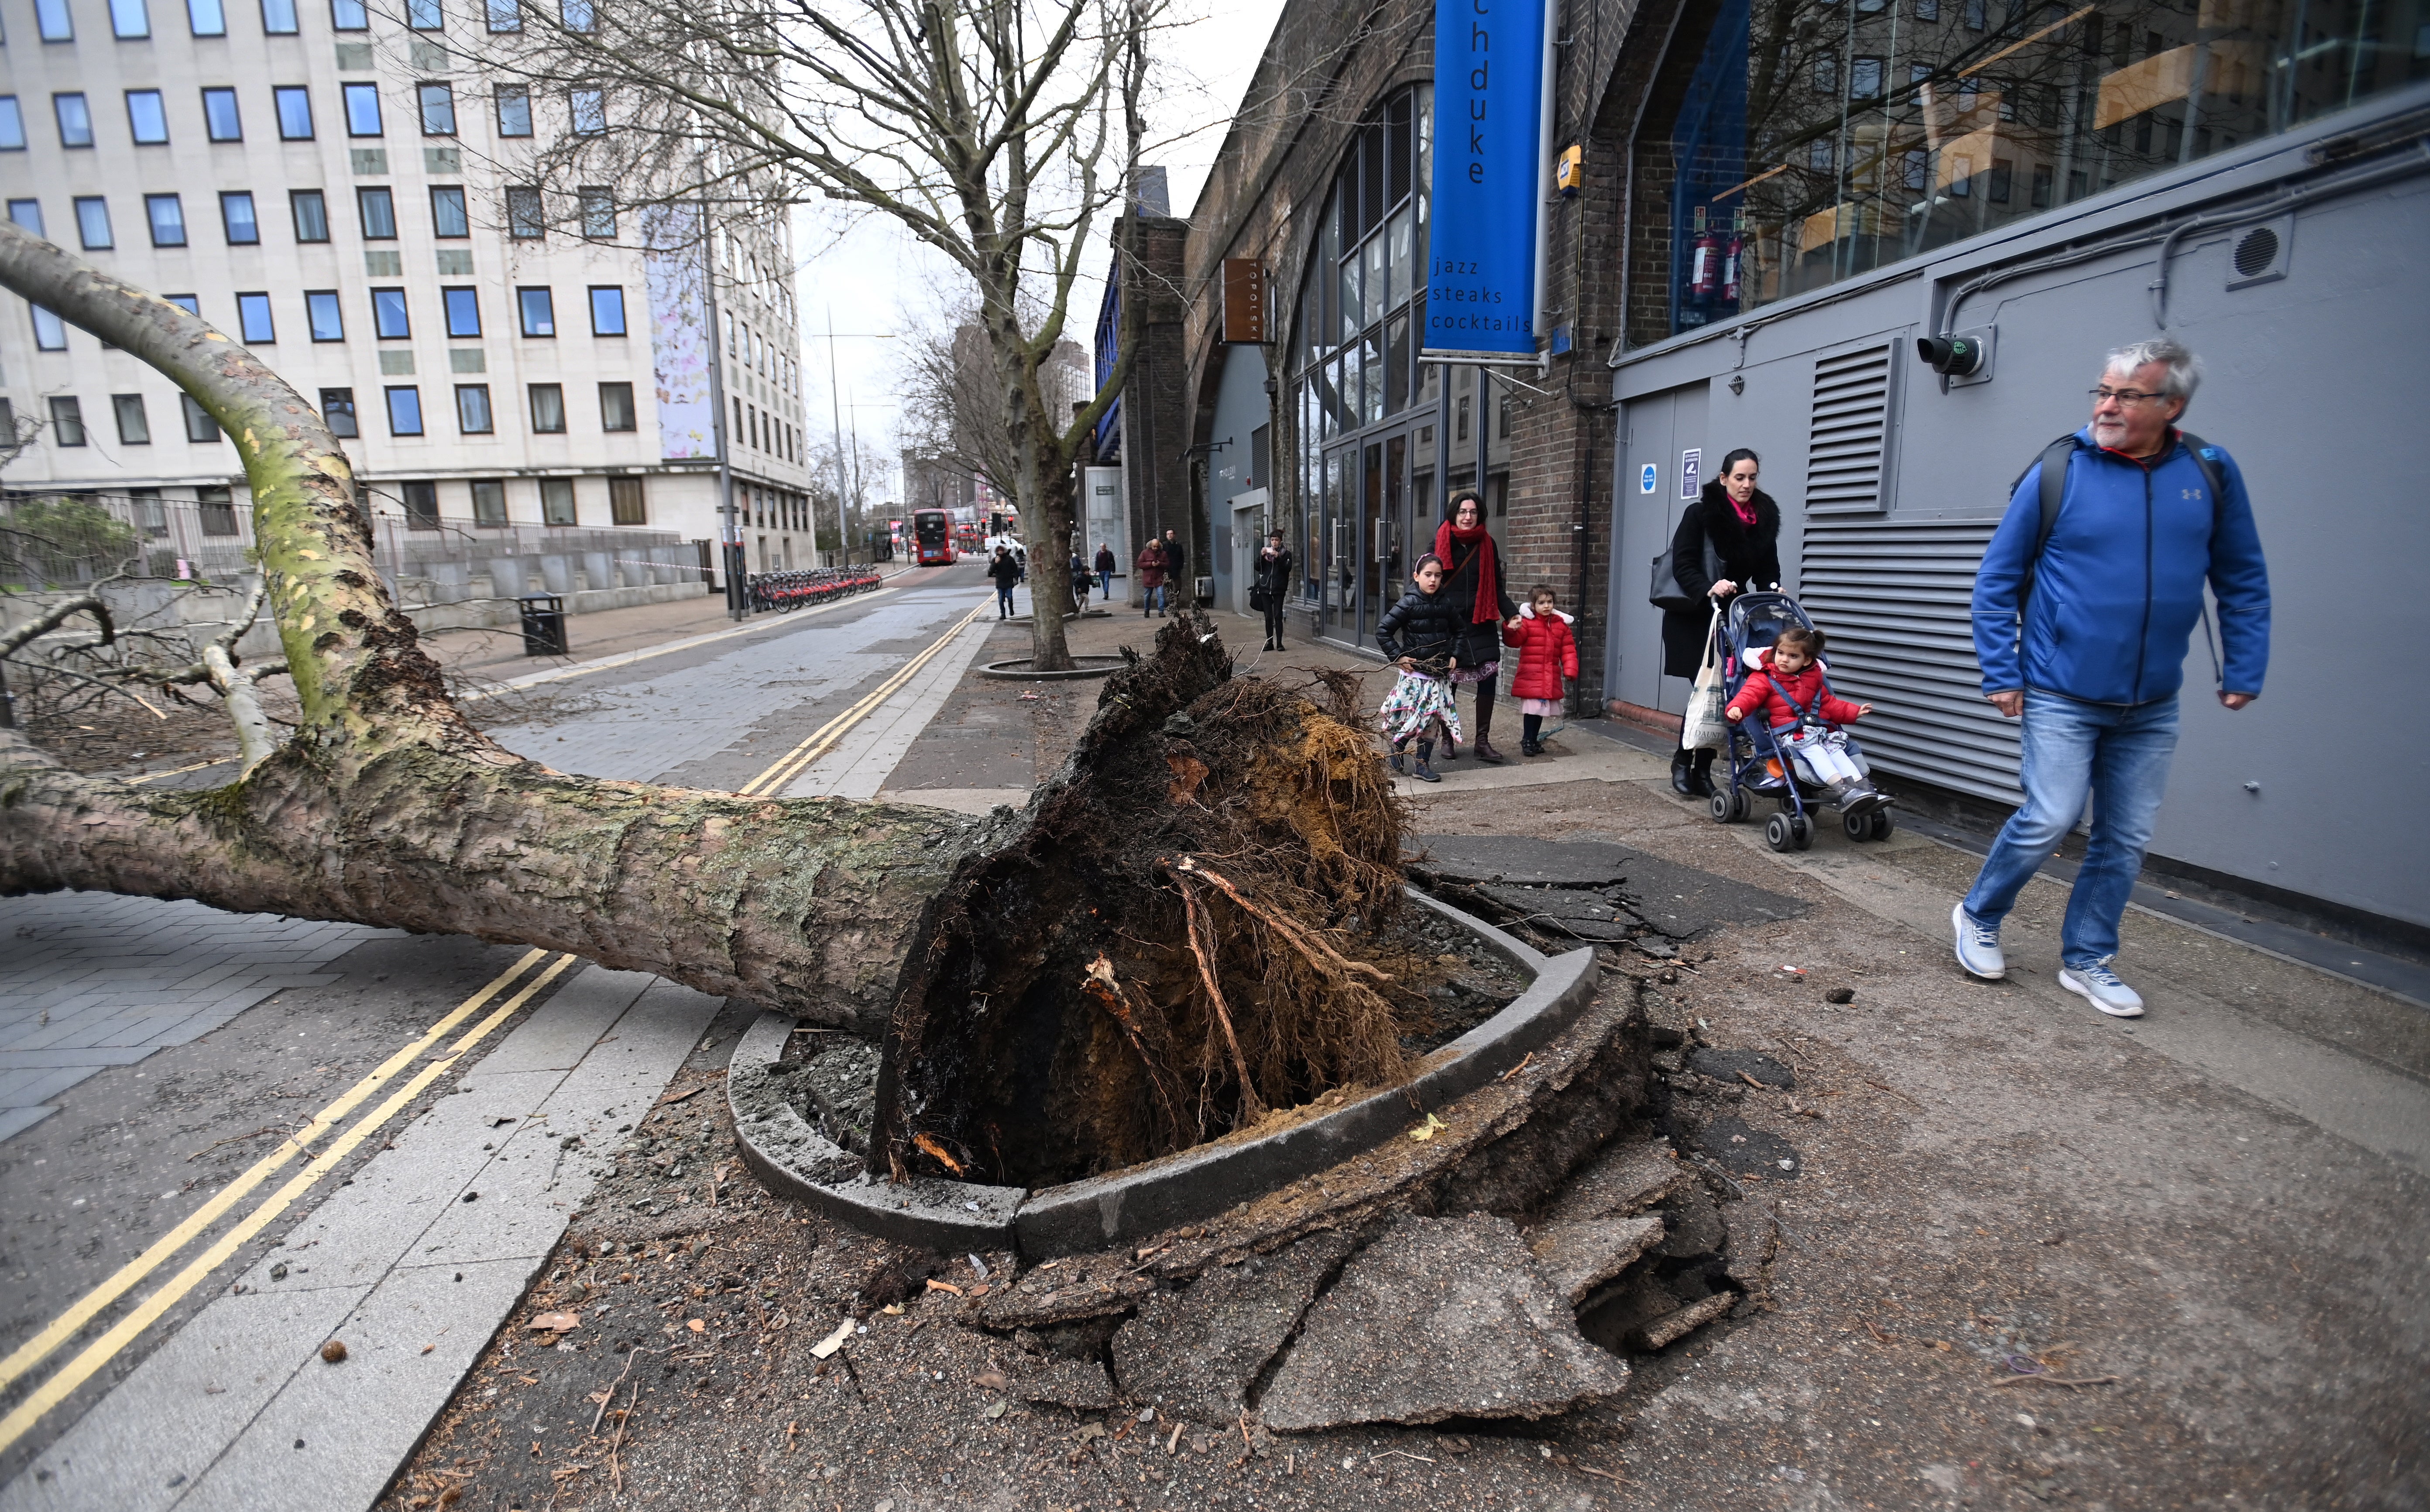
(735, 600), (989, 798)
(0, 948), (563, 1405)
(0, 951), (579, 1454)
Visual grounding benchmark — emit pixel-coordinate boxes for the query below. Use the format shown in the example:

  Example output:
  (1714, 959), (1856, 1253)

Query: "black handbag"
(1249, 585), (1269, 611)
(1649, 525), (1723, 612)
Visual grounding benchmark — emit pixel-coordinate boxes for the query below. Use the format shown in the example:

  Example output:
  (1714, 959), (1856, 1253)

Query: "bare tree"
(466, 0), (1163, 670)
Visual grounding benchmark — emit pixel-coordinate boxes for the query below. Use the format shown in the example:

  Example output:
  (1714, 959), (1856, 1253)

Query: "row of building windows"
(2, 82), (590, 150)
(731, 396), (796, 463)
(4, 183), (617, 247)
(24, 282), (624, 348)
(19, 0), (594, 43)
(394, 476), (652, 535)
(25, 381), (640, 446)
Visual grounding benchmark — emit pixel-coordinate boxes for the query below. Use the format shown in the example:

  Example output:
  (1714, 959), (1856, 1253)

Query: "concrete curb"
(975, 655), (1128, 681)
(725, 1012), (1024, 1250)
(727, 889), (1597, 1258)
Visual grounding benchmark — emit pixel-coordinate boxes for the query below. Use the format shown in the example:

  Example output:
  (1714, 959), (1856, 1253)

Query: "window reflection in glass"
(1642, 0), (2430, 342)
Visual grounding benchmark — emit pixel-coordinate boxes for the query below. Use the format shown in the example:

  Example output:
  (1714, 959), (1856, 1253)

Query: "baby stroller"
(1704, 590), (1896, 852)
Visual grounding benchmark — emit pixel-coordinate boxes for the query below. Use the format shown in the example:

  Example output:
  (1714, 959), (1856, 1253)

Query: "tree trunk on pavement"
(0, 222), (989, 1031)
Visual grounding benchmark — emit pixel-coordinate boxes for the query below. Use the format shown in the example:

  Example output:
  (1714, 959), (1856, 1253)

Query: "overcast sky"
(788, 0), (1288, 510)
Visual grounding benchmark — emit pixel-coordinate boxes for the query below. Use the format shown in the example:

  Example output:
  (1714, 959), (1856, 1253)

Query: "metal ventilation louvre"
(1798, 517), (2022, 804)
(1804, 344), (1895, 512)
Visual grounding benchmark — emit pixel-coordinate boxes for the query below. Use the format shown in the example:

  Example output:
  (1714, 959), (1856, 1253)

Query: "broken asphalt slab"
(1259, 1214), (1628, 1431)
(1409, 833), (1805, 939)
(1110, 1228), (1356, 1424)
(1526, 1214), (1668, 1305)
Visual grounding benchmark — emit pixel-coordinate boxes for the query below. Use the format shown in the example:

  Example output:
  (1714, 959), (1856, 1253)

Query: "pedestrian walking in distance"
(1134, 538), (1169, 617)
(1161, 529), (1189, 609)
(1663, 448), (1781, 799)
(988, 545), (1022, 620)
(1253, 529), (1294, 650)
(1953, 338), (2270, 1018)
(1094, 542), (1116, 601)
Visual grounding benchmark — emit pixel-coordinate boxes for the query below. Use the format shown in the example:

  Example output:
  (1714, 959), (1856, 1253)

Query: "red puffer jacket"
(1500, 606), (1579, 701)
(1727, 649), (1865, 727)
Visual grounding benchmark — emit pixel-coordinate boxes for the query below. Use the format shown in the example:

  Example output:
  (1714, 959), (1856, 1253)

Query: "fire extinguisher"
(1720, 211), (1744, 307)
(1688, 206), (1720, 302)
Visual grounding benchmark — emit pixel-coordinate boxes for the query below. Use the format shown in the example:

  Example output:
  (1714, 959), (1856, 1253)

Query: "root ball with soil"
(871, 614), (1438, 1187)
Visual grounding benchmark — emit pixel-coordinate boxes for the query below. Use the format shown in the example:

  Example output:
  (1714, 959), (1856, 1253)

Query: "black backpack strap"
(2011, 433), (2078, 616)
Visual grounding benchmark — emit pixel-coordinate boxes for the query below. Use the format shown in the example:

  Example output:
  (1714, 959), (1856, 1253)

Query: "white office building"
(0, 0), (821, 587)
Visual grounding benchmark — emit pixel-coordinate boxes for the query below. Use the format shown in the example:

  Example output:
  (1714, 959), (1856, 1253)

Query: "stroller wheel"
(1764, 813), (1796, 853)
(1868, 806), (1896, 841)
(1709, 787), (1738, 824)
(1730, 788), (1752, 822)
(1843, 809), (1871, 843)
(1789, 813), (1816, 850)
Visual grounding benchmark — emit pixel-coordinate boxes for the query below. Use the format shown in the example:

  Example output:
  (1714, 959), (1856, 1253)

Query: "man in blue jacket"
(1953, 339), (2270, 1017)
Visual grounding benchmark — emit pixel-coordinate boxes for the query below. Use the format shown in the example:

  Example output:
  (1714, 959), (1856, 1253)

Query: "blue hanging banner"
(1424, 0), (1551, 361)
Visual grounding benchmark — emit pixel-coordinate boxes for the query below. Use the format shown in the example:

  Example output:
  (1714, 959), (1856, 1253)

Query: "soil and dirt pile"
(871, 613), (1445, 1188)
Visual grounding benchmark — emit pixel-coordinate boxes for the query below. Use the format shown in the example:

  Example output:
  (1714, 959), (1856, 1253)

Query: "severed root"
(1081, 956), (1197, 1147)
(1174, 876), (1268, 1123)
(1175, 857), (1391, 982)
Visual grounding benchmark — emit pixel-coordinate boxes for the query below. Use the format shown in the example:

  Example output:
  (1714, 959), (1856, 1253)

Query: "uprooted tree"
(0, 226), (1424, 1186)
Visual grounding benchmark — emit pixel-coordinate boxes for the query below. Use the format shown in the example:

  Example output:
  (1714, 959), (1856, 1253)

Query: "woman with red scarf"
(1434, 490), (1520, 763)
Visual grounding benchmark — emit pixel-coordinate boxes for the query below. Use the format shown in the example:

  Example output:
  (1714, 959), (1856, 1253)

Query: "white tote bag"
(1679, 605), (1730, 751)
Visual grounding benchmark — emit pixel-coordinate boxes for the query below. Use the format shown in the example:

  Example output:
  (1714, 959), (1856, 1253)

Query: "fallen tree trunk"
(0, 221), (984, 1029)
(0, 225), (1420, 1176)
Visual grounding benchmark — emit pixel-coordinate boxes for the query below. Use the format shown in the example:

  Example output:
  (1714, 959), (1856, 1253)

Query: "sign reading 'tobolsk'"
(1424, 0), (1550, 360)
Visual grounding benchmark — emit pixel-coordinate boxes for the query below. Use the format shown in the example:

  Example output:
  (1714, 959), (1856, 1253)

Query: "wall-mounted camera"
(1917, 326), (1994, 387)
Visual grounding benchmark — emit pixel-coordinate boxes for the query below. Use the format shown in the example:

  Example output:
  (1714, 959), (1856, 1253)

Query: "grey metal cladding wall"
(1799, 518), (2022, 804)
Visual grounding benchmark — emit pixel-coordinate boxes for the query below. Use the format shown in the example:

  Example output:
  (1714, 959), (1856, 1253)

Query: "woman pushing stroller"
(1725, 626), (1888, 816)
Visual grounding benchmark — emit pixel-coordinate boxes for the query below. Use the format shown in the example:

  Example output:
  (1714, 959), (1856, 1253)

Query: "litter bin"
(518, 593), (569, 657)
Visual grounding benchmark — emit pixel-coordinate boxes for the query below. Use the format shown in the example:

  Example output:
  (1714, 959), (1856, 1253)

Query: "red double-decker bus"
(911, 509), (956, 567)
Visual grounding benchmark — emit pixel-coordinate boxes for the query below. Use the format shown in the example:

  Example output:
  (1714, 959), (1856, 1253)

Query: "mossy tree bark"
(0, 223), (988, 1031)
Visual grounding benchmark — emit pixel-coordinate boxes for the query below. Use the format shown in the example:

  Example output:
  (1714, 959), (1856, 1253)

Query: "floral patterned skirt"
(1379, 670), (1462, 746)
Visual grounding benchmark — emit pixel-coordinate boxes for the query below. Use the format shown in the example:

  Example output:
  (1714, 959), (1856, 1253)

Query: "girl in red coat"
(1725, 627), (1888, 814)
(1501, 584), (1579, 758)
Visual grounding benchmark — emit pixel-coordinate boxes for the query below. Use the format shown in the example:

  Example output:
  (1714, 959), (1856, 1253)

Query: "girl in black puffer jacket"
(1375, 554), (1464, 782)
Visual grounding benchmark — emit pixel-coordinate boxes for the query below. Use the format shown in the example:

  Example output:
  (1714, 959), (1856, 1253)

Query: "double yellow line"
(735, 600), (989, 798)
(0, 948), (580, 1454)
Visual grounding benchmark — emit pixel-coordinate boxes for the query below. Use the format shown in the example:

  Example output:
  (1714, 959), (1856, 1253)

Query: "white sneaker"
(1953, 902), (2006, 981)
(2059, 960), (2145, 1018)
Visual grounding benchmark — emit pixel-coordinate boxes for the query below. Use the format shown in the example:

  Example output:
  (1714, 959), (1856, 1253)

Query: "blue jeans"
(996, 586), (1016, 616)
(1145, 583), (1167, 613)
(1962, 689), (2180, 967)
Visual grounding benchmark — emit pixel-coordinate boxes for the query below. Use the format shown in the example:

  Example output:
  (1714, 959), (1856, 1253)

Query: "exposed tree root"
(870, 615), (1431, 1189)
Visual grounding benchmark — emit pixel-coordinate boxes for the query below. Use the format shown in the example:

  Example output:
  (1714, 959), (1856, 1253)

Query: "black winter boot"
(1688, 747), (1716, 798)
(1671, 748), (1698, 797)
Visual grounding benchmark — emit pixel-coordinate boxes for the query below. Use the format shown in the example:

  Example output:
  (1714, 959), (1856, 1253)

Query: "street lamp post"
(804, 315), (896, 569)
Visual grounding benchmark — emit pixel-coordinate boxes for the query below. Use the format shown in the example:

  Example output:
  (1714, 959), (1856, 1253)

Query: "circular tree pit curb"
(976, 656), (1127, 680)
(726, 888), (1599, 1256)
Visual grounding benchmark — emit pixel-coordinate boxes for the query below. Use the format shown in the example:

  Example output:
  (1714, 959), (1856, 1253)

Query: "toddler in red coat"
(1725, 627), (1888, 814)
(1501, 584), (1579, 758)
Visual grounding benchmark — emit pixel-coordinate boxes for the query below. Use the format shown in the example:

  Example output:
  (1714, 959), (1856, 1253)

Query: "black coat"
(1435, 532), (1518, 667)
(1161, 535), (1188, 580)
(1376, 587), (1464, 671)
(1253, 547), (1294, 597)
(1661, 483), (1783, 679)
(988, 553), (1023, 588)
